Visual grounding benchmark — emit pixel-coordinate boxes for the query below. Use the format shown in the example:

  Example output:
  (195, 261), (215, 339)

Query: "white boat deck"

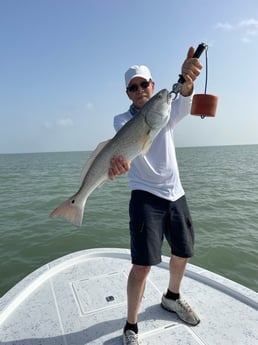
(0, 248), (257, 345)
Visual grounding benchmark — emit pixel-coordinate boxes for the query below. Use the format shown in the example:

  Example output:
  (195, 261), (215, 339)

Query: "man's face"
(126, 77), (155, 109)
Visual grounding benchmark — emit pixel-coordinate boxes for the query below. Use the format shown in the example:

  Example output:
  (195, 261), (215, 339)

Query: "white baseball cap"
(125, 65), (152, 87)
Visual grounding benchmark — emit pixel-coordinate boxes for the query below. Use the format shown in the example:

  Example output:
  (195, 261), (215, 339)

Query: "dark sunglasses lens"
(128, 84), (138, 92)
(141, 81), (149, 89)
(128, 81), (150, 92)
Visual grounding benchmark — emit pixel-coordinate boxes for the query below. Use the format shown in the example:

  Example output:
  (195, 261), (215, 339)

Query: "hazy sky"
(1, 0), (257, 153)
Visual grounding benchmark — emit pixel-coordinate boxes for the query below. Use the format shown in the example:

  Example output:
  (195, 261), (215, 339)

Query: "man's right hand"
(108, 155), (131, 180)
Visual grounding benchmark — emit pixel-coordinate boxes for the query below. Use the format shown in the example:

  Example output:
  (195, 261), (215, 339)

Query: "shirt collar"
(129, 104), (140, 116)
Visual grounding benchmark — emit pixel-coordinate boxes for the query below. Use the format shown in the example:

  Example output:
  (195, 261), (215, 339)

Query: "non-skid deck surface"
(0, 248), (257, 344)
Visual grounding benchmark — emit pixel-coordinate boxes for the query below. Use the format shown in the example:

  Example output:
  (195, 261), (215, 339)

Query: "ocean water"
(0, 145), (257, 297)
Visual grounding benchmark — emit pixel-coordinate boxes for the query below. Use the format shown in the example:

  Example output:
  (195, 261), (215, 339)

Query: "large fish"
(50, 89), (172, 226)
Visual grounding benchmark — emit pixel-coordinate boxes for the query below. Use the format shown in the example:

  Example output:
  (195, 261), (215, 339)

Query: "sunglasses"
(127, 80), (151, 93)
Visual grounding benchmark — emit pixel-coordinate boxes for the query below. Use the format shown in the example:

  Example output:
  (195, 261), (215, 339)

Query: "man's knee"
(130, 265), (151, 280)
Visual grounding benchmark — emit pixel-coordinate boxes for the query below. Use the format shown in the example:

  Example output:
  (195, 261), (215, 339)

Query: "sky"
(0, 0), (258, 153)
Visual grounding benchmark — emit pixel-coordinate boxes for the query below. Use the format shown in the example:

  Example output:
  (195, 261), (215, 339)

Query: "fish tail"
(50, 196), (85, 227)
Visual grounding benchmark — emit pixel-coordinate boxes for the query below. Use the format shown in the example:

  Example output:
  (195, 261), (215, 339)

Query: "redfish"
(50, 89), (172, 226)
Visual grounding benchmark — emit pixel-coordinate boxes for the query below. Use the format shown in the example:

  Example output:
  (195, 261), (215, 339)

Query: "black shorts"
(129, 190), (194, 266)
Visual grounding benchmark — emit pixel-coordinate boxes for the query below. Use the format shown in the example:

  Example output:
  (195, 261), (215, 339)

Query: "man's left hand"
(180, 47), (203, 97)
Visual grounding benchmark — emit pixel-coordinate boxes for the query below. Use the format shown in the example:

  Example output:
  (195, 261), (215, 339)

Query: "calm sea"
(0, 145), (257, 297)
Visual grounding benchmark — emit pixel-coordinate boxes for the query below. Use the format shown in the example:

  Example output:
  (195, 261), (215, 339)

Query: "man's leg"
(123, 265), (151, 344)
(161, 254), (200, 325)
(127, 264), (151, 324)
(168, 255), (188, 293)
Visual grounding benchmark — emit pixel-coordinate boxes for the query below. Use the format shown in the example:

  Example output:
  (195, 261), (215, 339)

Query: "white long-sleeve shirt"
(113, 94), (192, 201)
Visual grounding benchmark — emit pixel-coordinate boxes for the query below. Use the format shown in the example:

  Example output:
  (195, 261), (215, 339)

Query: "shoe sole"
(161, 302), (176, 313)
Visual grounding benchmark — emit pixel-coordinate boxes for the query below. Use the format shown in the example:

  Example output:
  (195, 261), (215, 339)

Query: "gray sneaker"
(161, 294), (200, 326)
(123, 330), (139, 345)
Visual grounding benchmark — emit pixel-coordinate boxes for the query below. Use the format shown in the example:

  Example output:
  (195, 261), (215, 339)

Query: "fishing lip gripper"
(170, 42), (218, 118)
(170, 42), (208, 99)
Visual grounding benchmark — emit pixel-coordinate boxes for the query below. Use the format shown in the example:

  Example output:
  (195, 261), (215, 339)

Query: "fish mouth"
(167, 91), (172, 104)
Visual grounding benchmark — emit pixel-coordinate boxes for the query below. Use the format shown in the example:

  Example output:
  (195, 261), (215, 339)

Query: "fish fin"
(98, 180), (106, 188)
(142, 140), (153, 154)
(50, 196), (86, 227)
(79, 139), (110, 186)
(141, 132), (153, 154)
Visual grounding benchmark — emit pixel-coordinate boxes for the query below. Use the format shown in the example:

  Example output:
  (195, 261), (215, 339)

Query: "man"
(108, 46), (203, 345)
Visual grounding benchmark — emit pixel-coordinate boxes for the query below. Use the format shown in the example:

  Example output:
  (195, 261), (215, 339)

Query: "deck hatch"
(71, 271), (127, 314)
